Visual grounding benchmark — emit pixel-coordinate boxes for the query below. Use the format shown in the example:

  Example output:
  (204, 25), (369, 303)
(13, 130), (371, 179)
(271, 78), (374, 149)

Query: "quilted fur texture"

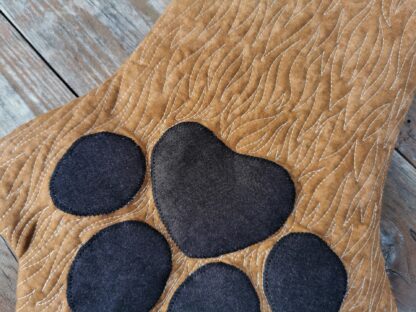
(1, 0), (416, 311)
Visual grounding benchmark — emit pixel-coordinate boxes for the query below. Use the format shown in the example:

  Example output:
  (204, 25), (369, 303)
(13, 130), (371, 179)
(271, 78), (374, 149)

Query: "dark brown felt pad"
(264, 233), (347, 312)
(50, 132), (145, 216)
(151, 122), (296, 258)
(168, 262), (260, 312)
(67, 221), (171, 312)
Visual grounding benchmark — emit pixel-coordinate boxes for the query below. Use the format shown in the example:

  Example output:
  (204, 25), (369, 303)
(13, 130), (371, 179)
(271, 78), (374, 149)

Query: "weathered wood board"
(0, 236), (16, 312)
(382, 152), (416, 312)
(397, 98), (416, 168)
(0, 0), (169, 95)
(0, 14), (74, 137)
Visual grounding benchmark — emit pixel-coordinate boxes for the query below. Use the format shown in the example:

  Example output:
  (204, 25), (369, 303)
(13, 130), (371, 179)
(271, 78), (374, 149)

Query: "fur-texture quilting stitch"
(1, 0), (416, 311)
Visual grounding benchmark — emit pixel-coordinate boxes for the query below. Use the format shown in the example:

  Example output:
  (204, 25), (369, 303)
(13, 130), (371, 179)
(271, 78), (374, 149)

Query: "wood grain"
(0, 0), (169, 95)
(0, 14), (74, 136)
(0, 236), (16, 312)
(397, 98), (416, 168)
(0, 1), (415, 311)
(381, 152), (416, 312)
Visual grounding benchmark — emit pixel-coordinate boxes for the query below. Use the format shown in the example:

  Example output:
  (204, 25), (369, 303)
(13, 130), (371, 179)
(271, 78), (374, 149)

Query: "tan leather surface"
(1, 0), (416, 310)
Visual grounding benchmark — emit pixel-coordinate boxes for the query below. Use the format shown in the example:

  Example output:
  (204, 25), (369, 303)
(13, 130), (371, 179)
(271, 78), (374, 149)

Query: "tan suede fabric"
(1, 0), (416, 311)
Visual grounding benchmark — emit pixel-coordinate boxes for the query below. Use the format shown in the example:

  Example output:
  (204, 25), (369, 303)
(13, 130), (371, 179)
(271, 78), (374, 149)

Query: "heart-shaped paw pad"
(151, 122), (296, 258)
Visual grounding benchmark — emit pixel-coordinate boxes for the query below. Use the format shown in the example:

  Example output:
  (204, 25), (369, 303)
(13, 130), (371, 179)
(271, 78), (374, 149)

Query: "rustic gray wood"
(0, 1), (415, 311)
(0, 0), (169, 95)
(382, 152), (416, 312)
(0, 236), (16, 312)
(397, 98), (416, 168)
(0, 14), (74, 137)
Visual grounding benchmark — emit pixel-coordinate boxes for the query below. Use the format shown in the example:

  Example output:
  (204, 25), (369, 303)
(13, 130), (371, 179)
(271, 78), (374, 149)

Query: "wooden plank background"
(0, 1), (415, 311)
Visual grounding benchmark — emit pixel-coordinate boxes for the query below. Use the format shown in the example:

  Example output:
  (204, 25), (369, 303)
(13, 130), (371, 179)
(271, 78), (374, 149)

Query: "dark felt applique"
(50, 132), (145, 216)
(57, 125), (333, 312)
(264, 233), (348, 312)
(67, 221), (171, 312)
(151, 122), (296, 258)
(168, 262), (260, 312)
